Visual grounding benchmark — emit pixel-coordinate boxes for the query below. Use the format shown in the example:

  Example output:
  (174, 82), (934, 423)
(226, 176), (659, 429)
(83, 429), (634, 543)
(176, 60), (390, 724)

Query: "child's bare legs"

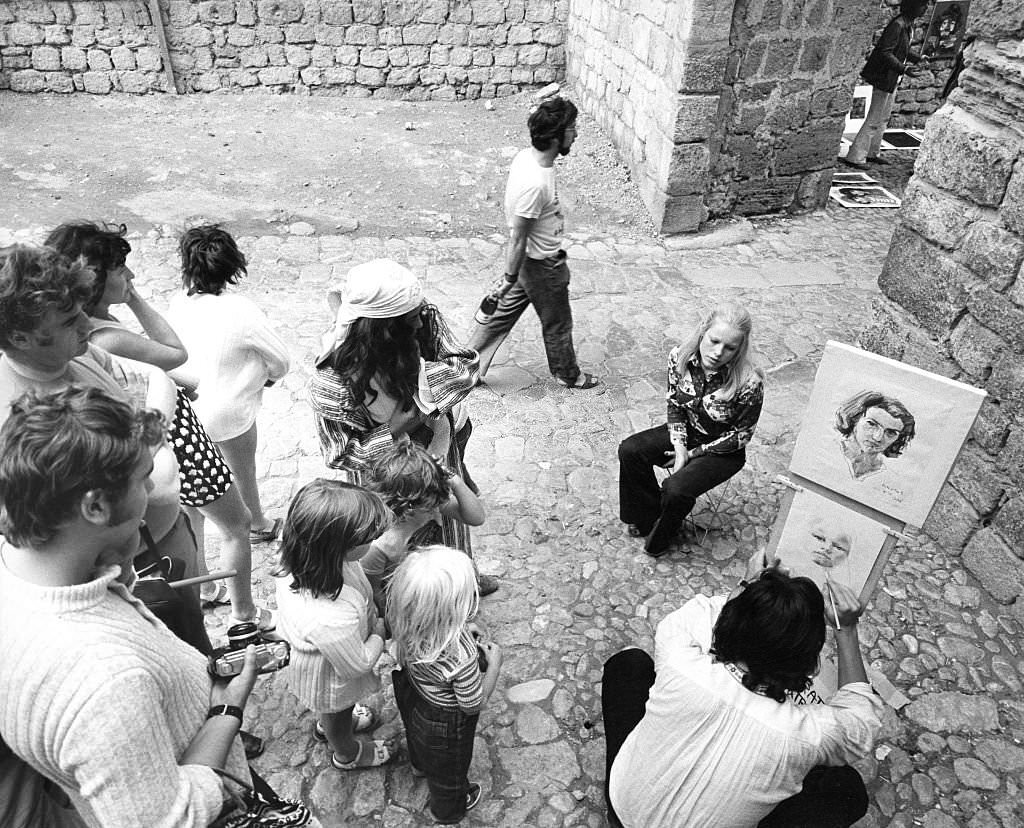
(216, 423), (275, 534)
(322, 707), (360, 761)
(193, 485), (257, 619)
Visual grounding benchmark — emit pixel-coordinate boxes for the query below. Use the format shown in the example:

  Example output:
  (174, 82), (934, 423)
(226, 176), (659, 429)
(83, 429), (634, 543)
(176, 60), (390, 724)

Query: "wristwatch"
(206, 704), (243, 724)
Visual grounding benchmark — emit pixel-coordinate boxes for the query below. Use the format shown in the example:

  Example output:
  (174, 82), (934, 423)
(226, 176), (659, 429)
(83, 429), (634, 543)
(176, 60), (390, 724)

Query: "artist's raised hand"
(825, 582), (865, 629)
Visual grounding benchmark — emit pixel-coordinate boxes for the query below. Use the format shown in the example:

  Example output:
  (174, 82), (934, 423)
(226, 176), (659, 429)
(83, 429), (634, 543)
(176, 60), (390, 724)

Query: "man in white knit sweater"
(0, 387), (259, 828)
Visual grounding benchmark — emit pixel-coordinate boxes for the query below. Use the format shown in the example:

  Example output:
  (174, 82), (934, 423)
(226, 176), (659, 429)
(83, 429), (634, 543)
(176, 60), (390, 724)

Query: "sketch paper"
(829, 185), (901, 208)
(880, 129), (923, 150)
(790, 341), (986, 525)
(832, 171), (877, 185)
(843, 85), (873, 136)
(769, 489), (889, 597)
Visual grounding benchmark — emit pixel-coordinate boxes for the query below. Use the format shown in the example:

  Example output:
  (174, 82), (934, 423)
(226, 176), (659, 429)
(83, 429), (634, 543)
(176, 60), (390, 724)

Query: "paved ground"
(3, 93), (1023, 828)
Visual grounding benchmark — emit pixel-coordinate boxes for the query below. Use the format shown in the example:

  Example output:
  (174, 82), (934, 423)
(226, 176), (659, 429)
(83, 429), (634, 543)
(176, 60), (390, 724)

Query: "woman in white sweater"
(168, 225), (290, 574)
(0, 387), (259, 828)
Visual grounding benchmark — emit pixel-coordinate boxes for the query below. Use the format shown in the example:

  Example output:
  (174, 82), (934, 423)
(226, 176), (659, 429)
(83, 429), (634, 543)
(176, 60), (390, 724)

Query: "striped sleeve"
(419, 347), (480, 415)
(309, 368), (396, 472)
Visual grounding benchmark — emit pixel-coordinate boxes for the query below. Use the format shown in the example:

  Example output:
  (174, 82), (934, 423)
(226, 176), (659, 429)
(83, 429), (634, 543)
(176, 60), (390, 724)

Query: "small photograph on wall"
(790, 341), (986, 526)
(829, 185), (901, 208)
(843, 84), (873, 138)
(769, 489), (890, 598)
(925, 0), (970, 58)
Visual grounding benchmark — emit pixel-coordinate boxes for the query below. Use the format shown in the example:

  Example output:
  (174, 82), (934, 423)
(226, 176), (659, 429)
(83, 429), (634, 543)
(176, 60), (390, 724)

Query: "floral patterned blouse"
(666, 348), (764, 457)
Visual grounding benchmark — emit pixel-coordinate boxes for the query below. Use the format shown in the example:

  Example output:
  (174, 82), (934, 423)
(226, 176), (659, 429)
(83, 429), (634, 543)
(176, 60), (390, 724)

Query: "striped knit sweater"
(0, 555), (248, 828)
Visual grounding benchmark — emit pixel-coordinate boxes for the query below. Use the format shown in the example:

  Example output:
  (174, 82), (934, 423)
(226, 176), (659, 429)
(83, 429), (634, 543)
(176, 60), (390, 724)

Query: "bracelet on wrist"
(206, 704), (243, 725)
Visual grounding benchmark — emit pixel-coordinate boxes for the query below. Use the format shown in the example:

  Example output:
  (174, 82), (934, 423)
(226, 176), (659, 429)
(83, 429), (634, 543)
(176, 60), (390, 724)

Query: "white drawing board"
(790, 341), (985, 526)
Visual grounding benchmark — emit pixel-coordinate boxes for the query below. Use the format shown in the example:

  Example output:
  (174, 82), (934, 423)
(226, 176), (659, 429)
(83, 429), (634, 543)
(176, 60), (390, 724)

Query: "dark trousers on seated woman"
(618, 424), (745, 555)
(601, 650), (869, 828)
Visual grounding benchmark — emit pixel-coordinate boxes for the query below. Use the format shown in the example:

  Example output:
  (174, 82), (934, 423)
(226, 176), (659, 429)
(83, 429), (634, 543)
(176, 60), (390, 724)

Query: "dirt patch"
(0, 91), (656, 240)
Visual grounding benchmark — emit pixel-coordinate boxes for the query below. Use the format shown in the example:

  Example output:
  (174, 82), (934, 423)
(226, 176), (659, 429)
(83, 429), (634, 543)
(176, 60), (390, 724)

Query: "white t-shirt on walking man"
(504, 148), (565, 260)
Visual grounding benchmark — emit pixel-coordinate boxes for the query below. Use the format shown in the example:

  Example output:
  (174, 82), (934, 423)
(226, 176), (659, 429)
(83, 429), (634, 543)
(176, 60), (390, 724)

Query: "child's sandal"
(330, 739), (393, 770)
(313, 704), (377, 743)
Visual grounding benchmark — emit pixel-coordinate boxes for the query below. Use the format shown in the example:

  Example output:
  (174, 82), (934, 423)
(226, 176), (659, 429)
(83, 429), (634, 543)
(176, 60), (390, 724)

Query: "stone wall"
(566, 0), (734, 233)
(858, 2), (1024, 619)
(707, 0), (879, 218)
(0, 0), (567, 98)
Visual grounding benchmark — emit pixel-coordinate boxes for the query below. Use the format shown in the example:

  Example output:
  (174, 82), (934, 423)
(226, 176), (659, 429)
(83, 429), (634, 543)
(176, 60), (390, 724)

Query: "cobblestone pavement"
(4, 164), (1024, 828)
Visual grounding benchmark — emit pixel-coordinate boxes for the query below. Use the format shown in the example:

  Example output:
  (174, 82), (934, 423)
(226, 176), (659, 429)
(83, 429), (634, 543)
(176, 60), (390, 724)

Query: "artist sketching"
(834, 391), (916, 482)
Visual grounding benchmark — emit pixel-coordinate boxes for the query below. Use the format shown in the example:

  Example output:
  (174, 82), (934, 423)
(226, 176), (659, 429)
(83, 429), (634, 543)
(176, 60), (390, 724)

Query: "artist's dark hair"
(711, 569), (826, 703)
(44, 221), (132, 314)
(326, 301), (455, 414)
(0, 386), (165, 547)
(179, 224), (247, 296)
(833, 390), (916, 457)
(274, 479), (392, 600)
(899, 0), (929, 17)
(365, 441), (451, 520)
(528, 97), (578, 151)
(0, 245), (94, 349)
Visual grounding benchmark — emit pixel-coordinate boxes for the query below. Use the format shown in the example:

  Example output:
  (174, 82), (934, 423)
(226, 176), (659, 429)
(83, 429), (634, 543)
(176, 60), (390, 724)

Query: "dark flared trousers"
(618, 424), (745, 555)
(393, 669), (479, 823)
(601, 649), (869, 828)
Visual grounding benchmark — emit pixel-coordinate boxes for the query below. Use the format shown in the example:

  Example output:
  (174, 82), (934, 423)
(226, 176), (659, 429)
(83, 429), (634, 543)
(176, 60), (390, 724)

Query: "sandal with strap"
(559, 372), (600, 390)
(229, 605), (276, 633)
(313, 705), (377, 742)
(250, 517), (282, 543)
(331, 739), (394, 770)
(201, 581), (230, 607)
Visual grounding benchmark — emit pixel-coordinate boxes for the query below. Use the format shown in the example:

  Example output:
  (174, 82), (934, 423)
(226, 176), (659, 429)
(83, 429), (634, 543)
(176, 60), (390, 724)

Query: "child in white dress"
(274, 479), (395, 769)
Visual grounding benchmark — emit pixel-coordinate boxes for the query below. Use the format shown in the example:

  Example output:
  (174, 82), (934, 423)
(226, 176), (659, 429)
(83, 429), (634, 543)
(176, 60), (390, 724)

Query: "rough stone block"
(351, 0), (384, 24)
(42, 25), (71, 46)
(86, 48), (112, 70)
(9, 69), (46, 92)
(82, 70), (112, 93)
(402, 24), (438, 45)
(957, 220), (1024, 290)
(418, 0), (447, 24)
(322, 66), (355, 83)
(258, 0), (304, 24)
(916, 109), (1019, 207)
(775, 126), (837, 175)
(968, 282), (1024, 352)
(228, 28), (257, 47)
(110, 45), (135, 70)
(949, 447), (1008, 515)
(256, 25), (284, 43)
(666, 144), (711, 196)
(346, 24), (378, 45)
(662, 194), (708, 233)
(192, 70), (223, 91)
(265, 44), (286, 64)
(733, 176), (800, 215)
(240, 46), (270, 67)
(799, 36), (830, 72)
(406, 45), (429, 66)
(134, 46), (160, 71)
(963, 527), (1024, 603)
(285, 24), (315, 43)
(315, 25), (347, 46)
(309, 44), (333, 66)
(879, 225), (971, 337)
(474, 0), (506, 24)
(923, 480), (978, 552)
(436, 23), (468, 45)
(31, 45), (61, 71)
(9, 23), (44, 46)
(236, 0), (257, 25)
(673, 95), (720, 143)
(355, 65), (384, 84)
(899, 179), (981, 250)
(950, 314), (1005, 379)
(257, 65), (298, 84)
(386, 65), (419, 85)
(419, 66), (445, 84)
(198, 1), (235, 24)
(999, 425), (1024, 489)
(1000, 165), (1024, 236)
(745, 0), (785, 28)
(360, 48), (387, 68)
(519, 44), (545, 66)
(794, 169), (832, 211)
(761, 37), (800, 78)
(285, 45), (311, 66)
(740, 40), (766, 76)
(727, 134), (770, 179)
(119, 70), (152, 93)
(334, 45), (358, 65)
(56, 44), (83, 68)
(45, 72), (74, 93)
(679, 44), (729, 94)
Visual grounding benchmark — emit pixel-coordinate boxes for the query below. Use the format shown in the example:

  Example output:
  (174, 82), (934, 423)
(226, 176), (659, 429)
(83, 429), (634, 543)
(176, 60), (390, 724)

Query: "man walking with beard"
(467, 96), (599, 390)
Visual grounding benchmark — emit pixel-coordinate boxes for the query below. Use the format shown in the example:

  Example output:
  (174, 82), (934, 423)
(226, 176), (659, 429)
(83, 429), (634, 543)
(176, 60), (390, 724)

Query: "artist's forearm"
(835, 626), (869, 687)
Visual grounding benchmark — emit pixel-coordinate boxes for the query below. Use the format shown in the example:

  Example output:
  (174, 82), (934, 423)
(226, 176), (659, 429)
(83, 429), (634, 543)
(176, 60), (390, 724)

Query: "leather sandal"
(559, 372), (600, 390)
(313, 705), (377, 741)
(229, 605), (276, 633)
(250, 517), (282, 543)
(330, 739), (394, 770)
(200, 581), (230, 607)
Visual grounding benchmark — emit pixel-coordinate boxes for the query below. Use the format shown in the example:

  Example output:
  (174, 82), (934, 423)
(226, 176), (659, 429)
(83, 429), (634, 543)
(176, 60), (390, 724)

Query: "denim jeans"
(617, 424), (745, 555)
(846, 87), (895, 164)
(601, 650), (869, 828)
(466, 251), (580, 384)
(392, 669), (479, 823)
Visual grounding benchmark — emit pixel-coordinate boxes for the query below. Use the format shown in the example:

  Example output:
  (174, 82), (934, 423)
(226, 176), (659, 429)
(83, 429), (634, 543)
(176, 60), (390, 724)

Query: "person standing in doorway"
(844, 0), (929, 169)
(466, 96), (599, 389)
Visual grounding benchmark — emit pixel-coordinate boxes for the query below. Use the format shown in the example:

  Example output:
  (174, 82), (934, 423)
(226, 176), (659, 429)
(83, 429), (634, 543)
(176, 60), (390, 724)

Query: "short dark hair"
(0, 245), (94, 349)
(43, 221), (131, 313)
(834, 390), (916, 457)
(179, 224), (247, 296)
(0, 386), (166, 547)
(711, 569), (826, 703)
(900, 0), (929, 16)
(528, 97), (578, 151)
(365, 441), (451, 519)
(274, 479), (392, 600)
